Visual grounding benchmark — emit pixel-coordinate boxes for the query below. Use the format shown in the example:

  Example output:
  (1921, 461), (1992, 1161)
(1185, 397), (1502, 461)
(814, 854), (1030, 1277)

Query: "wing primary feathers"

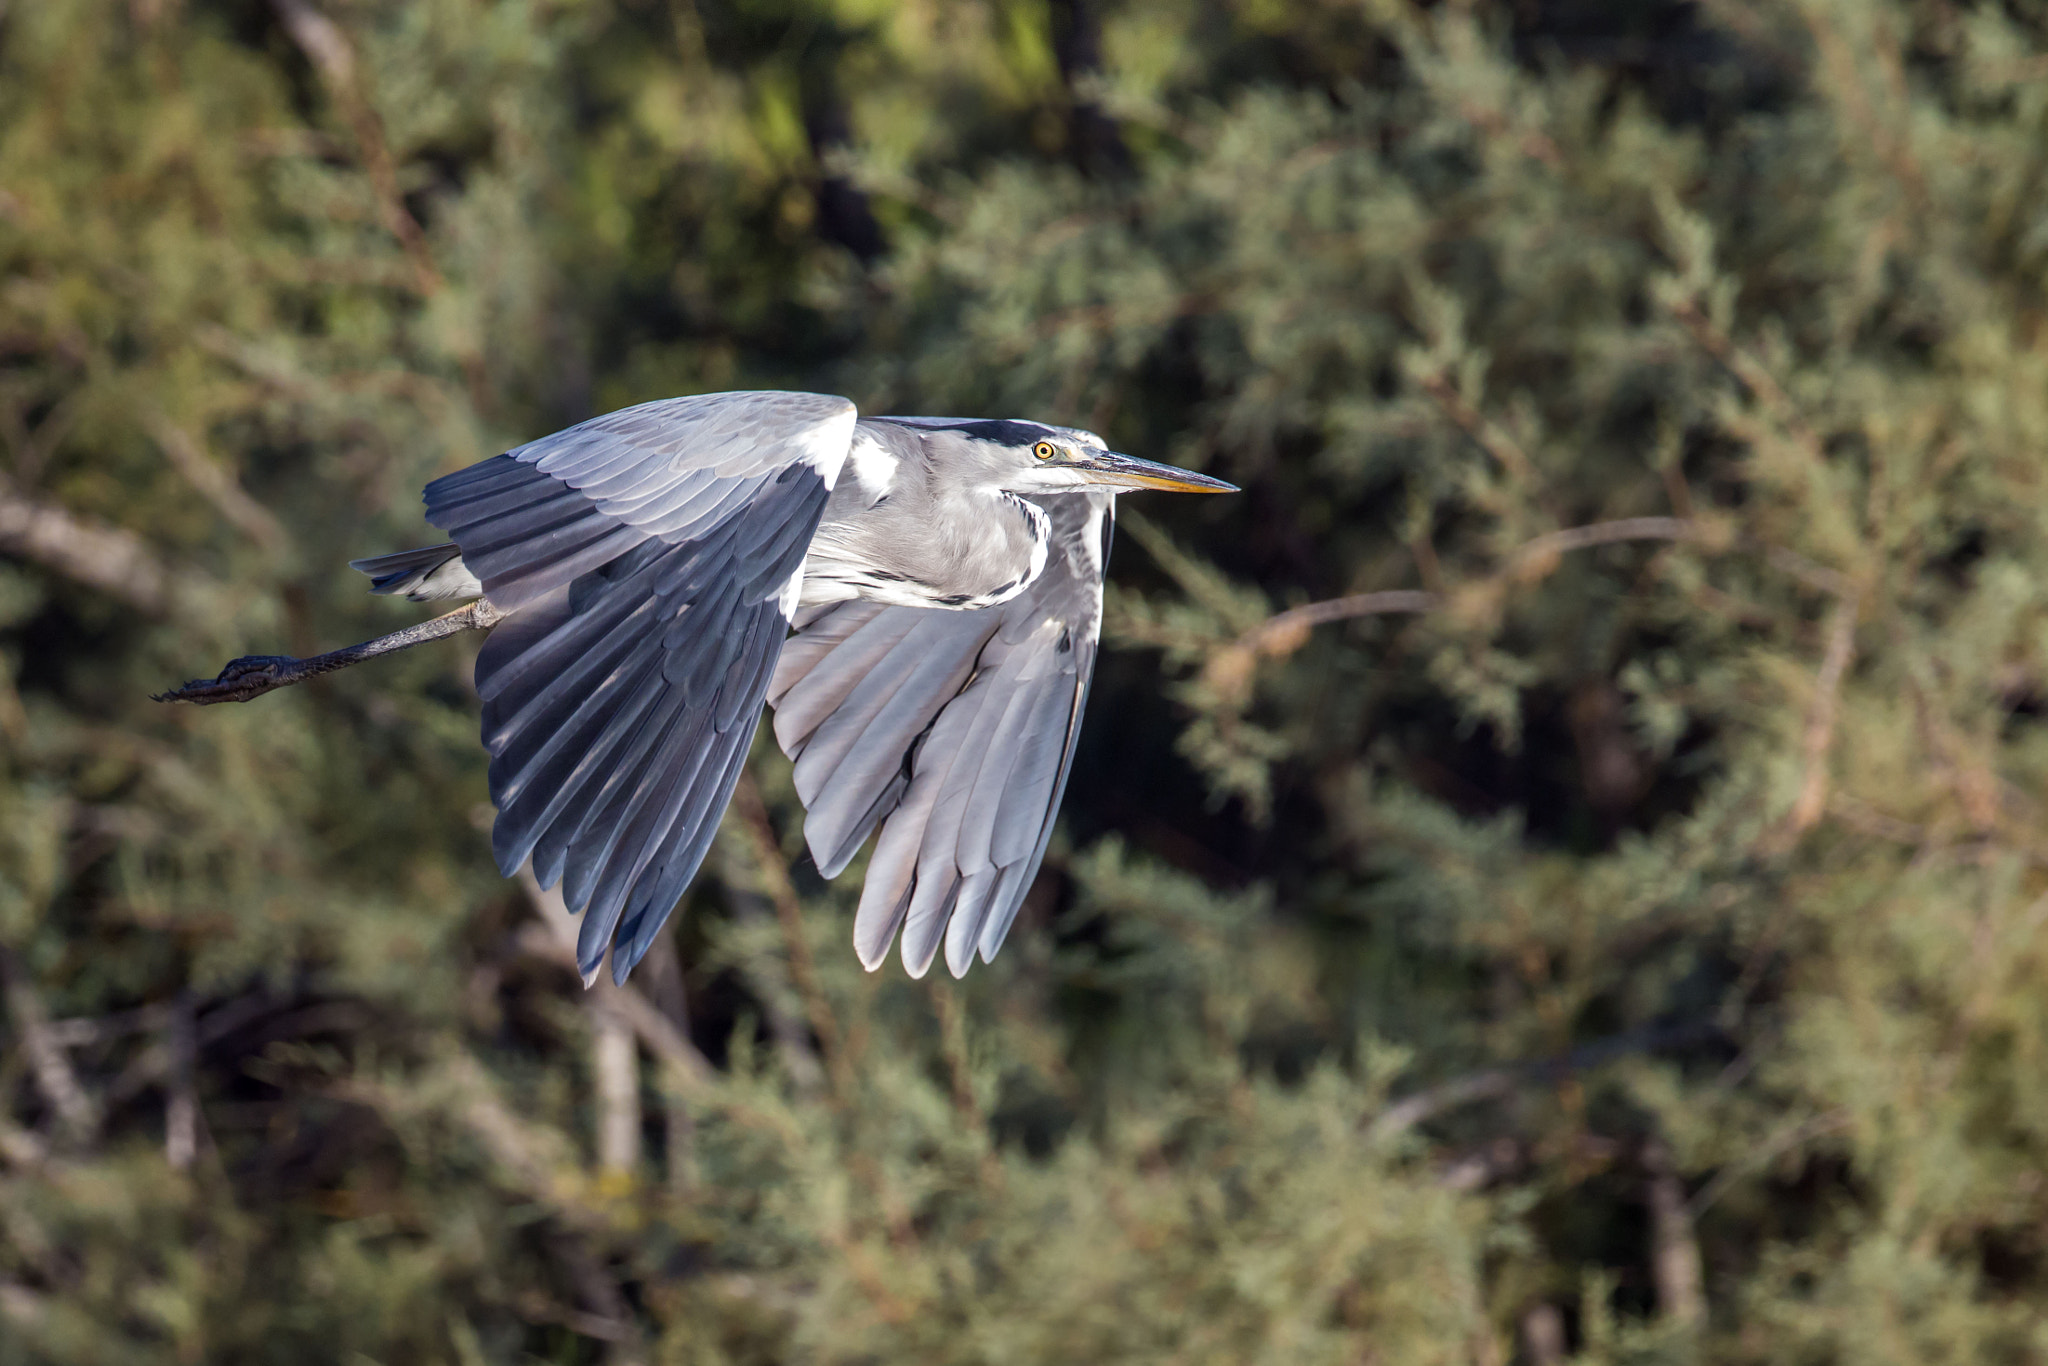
(769, 492), (1110, 976)
(977, 863), (1034, 964)
(549, 691), (691, 907)
(607, 727), (758, 982)
(507, 664), (674, 884)
(577, 709), (720, 962)
(989, 673), (1080, 864)
(899, 874), (963, 979)
(816, 771), (909, 879)
(944, 868), (1001, 978)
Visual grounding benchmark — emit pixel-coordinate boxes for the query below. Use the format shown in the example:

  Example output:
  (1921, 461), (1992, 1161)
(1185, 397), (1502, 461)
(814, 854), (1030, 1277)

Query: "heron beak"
(1073, 450), (1238, 493)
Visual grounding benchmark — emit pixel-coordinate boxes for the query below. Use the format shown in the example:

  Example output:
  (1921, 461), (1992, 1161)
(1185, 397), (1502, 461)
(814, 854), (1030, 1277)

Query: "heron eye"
(1032, 441), (1056, 461)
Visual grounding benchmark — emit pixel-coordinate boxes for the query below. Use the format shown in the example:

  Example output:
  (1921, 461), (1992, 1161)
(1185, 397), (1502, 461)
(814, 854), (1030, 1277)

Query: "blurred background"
(6, 0), (2048, 1360)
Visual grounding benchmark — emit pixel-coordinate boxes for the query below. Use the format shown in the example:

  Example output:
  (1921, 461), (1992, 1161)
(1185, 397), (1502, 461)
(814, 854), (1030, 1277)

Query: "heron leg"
(153, 599), (504, 705)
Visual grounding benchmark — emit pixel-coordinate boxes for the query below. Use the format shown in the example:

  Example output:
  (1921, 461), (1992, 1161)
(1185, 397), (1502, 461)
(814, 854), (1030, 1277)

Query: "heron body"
(350, 391), (1233, 985)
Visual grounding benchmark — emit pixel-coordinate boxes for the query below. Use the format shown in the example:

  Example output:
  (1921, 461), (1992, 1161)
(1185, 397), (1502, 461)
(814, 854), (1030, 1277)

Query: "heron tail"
(348, 543), (484, 602)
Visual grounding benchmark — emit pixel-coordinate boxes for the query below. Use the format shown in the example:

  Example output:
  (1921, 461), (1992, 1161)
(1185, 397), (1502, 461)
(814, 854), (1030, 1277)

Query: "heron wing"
(427, 391), (857, 984)
(768, 492), (1111, 977)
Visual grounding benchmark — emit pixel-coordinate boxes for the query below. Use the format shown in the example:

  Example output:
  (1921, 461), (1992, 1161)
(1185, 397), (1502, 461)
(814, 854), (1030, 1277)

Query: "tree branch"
(268, 0), (442, 298)
(729, 773), (851, 1103)
(141, 408), (289, 555)
(591, 1006), (640, 1178)
(153, 598), (503, 705)
(1770, 590), (1860, 850)
(0, 949), (100, 1145)
(1364, 1021), (1721, 1143)
(0, 472), (179, 616)
(516, 870), (716, 1091)
(1643, 1138), (1705, 1328)
(1207, 515), (1852, 708)
(164, 990), (199, 1172)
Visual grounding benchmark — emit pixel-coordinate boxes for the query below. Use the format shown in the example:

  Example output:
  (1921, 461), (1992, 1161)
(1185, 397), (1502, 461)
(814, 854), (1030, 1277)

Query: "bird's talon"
(153, 655), (297, 704)
(220, 655), (291, 682)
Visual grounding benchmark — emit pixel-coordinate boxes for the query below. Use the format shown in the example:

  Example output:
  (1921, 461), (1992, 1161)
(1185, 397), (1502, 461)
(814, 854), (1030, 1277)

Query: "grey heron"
(167, 391), (1235, 984)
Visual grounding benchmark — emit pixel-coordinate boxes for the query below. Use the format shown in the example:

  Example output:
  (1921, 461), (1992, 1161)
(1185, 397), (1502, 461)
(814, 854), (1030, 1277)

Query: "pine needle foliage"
(5, 0), (2048, 1361)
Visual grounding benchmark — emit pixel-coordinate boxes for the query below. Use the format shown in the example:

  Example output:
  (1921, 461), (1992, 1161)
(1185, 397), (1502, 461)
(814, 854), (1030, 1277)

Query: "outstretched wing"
(767, 492), (1111, 978)
(426, 392), (857, 984)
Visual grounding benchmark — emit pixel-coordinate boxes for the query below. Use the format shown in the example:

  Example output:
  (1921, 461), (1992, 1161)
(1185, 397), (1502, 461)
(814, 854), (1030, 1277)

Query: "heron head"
(899, 418), (1237, 496)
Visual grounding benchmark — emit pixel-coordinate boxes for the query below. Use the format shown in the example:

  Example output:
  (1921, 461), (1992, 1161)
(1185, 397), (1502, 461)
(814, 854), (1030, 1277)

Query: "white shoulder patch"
(845, 432), (899, 503)
(796, 404), (860, 491)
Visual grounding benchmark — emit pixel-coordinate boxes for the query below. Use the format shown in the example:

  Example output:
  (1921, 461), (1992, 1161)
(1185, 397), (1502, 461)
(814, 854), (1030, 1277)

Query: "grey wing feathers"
(427, 391), (856, 984)
(767, 493), (1108, 978)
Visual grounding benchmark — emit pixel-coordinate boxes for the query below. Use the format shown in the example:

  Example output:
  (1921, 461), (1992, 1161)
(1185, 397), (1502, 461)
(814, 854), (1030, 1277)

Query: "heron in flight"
(164, 392), (1234, 984)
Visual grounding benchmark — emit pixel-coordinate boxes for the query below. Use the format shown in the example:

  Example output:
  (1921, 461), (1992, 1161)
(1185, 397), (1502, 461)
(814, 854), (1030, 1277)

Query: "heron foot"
(152, 655), (299, 705)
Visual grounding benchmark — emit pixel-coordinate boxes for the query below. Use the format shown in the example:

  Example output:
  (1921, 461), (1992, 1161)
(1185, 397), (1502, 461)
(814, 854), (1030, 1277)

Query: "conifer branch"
(1415, 372), (1540, 487)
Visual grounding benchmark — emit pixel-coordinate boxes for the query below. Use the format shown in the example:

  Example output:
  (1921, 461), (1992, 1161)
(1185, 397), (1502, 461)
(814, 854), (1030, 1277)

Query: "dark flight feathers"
(423, 396), (846, 983)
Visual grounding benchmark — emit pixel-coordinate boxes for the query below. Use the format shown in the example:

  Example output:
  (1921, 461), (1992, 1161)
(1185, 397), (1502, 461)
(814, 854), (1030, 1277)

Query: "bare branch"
(1644, 1139), (1705, 1327)
(516, 871), (716, 1092)
(1508, 516), (1712, 572)
(268, 0), (442, 298)
(1769, 592), (1860, 851)
(164, 990), (198, 1172)
(1222, 518), (1713, 672)
(1206, 514), (1854, 715)
(1519, 1304), (1566, 1366)
(715, 838), (827, 1098)
(730, 774), (851, 1103)
(0, 472), (178, 615)
(154, 598), (503, 704)
(591, 1008), (640, 1178)
(1239, 589), (1441, 657)
(0, 950), (100, 1145)
(1365, 1021), (1720, 1143)
(141, 408), (289, 554)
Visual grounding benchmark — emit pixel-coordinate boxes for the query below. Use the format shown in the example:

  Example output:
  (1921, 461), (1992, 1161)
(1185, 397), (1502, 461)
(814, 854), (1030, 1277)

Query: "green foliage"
(6, 0), (2048, 1361)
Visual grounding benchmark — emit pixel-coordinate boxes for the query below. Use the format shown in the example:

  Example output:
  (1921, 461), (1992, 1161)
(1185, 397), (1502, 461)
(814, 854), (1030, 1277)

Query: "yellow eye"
(1033, 441), (1057, 461)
